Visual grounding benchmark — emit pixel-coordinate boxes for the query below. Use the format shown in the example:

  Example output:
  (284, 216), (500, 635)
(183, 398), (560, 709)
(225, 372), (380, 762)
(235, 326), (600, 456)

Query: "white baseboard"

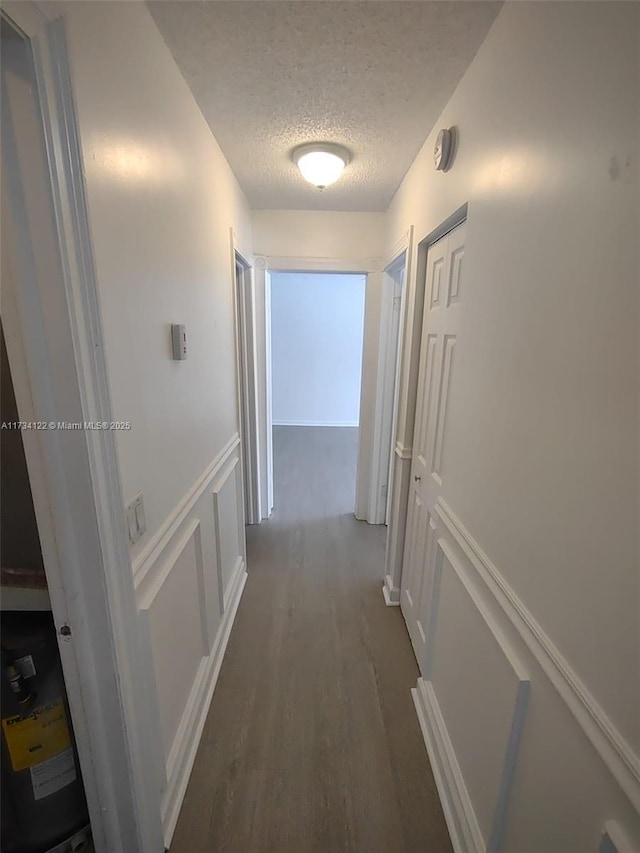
(161, 557), (247, 847)
(272, 420), (359, 427)
(382, 576), (400, 606)
(412, 678), (484, 853)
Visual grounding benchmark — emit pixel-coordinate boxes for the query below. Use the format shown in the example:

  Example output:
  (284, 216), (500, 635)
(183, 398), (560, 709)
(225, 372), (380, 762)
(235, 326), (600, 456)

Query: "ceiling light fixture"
(292, 143), (350, 190)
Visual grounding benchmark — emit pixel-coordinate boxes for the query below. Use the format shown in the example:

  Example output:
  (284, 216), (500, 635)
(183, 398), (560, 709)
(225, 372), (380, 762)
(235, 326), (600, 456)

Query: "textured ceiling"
(148, 1), (502, 211)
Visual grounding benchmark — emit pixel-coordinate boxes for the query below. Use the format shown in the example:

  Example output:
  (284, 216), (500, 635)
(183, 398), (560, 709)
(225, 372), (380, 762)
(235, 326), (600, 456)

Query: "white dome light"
(292, 143), (350, 189)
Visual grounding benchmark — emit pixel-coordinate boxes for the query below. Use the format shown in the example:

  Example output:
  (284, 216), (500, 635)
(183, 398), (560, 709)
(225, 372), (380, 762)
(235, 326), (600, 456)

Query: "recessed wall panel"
(146, 527), (207, 758)
(213, 457), (243, 609)
(430, 544), (529, 847)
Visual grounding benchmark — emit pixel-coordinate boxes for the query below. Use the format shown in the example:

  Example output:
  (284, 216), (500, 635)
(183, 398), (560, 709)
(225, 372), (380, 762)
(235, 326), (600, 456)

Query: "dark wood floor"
(171, 426), (452, 853)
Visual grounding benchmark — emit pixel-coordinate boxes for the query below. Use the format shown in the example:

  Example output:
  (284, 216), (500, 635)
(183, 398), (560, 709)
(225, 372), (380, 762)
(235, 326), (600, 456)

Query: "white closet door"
(400, 220), (466, 673)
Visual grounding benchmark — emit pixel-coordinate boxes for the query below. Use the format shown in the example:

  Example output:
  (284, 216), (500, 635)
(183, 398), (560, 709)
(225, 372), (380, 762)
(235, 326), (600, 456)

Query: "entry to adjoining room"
(269, 271), (366, 513)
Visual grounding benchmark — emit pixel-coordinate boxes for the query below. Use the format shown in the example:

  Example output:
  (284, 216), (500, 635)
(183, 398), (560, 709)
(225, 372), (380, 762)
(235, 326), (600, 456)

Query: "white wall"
(62, 3), (252, 539)
(252, 209), (388, 521)
(270, 272), (366, 427)
(59, 1), (251, 843)
(388, 2), (640, 850)
(252, 209), (385, 260)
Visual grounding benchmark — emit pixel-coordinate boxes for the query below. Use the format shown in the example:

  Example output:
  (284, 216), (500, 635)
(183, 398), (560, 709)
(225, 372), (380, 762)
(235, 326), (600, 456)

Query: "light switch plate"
(125, 493), (146, 545)
(134, 498), (146, 537)
(171, 323), (187, 360)
(126, 507), (137, 544)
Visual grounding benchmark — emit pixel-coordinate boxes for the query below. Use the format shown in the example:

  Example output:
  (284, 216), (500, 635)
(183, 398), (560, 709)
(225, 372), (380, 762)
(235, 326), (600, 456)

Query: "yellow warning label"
(2, 700), (71, 771)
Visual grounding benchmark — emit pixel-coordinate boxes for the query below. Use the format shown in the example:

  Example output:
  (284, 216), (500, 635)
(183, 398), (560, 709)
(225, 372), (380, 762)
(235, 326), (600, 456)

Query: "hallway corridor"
(171, 426), (451, 852)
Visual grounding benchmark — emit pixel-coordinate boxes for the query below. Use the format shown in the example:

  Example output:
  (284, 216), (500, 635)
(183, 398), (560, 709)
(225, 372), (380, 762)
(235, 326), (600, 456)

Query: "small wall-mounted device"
(434, 127), (456, 172)
(125, 492), (146, 545)
(171, 324), (187, 360)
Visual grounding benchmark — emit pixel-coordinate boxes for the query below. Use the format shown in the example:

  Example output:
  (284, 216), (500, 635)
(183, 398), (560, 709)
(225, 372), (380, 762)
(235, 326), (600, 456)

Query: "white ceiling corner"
(148, 1), (502, 211)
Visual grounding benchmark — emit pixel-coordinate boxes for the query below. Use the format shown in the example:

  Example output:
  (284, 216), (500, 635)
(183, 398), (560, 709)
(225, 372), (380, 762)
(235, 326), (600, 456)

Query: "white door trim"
(253, 254), (381, 521)
(367, 229), (412, 526)
(380, 228), (413, 603)
(1, 4), (164, 850)
(252, 257), (273, 519)
(231, 230), (260, 524)
(384, 269), (405, 526)
(383, 208), (467, 607)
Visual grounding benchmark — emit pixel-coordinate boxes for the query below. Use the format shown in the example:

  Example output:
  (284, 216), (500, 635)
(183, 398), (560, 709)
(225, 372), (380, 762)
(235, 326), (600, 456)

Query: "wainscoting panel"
(212, 454), (246, 611)
(428, 541), (529, 851)
(138, 519), (208, 759)
(411, 498), (640, 851)
(133, 434), (248, 846)
(434, 498), (640, 817)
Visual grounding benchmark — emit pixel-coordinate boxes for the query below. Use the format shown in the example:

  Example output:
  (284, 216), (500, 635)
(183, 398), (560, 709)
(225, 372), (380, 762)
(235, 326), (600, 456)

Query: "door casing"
(400, 220), (467, 669)
(253, 254), (387, 524)
(231, 233), (260, 524)
(1, 5), (165, 849)
(383, 206), (467, 609)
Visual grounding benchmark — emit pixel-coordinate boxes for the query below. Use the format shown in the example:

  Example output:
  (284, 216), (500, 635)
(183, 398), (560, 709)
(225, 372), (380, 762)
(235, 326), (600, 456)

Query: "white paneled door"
(400, 221), (466, 672)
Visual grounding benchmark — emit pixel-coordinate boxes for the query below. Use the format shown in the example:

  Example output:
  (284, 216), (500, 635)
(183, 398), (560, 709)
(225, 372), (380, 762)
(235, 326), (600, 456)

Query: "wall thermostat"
(434, 127), (455, 171)
(171, 324), (187, 360)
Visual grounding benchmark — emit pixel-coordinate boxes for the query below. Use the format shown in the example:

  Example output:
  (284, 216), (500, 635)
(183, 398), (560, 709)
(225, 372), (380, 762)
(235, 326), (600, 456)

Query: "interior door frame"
(383, 208), (467, 607)
(1, 4), (164, 850)
(254, 254), (383, 522)
(231, 230), (260, 525)
(368, 231), (411, 527)
(384, 263), (405, 526)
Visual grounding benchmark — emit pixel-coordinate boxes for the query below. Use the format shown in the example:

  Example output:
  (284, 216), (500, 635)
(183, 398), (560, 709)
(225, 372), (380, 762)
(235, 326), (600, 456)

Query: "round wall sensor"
(434, 128), (455, 171)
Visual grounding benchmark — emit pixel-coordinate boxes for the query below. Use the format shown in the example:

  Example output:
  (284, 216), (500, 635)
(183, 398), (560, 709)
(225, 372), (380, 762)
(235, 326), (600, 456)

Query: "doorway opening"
(1, 323), (93, 853)
(398, 210), (467, 655)
(1, 7), (164, 849)
(269, 271), (366, 511)
(370, 253), (406, 528)
(233, 250), (259, 524)
(1, 26), (93, 852)
(243, 251), (407, 541)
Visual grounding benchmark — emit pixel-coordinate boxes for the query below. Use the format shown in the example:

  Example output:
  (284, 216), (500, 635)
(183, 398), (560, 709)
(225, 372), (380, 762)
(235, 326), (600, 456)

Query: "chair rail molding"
(132, 433), (240, 588)
(395, 441), (413, 460)
(411, 523), (531, 853)
(435, 498), (640, 814)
